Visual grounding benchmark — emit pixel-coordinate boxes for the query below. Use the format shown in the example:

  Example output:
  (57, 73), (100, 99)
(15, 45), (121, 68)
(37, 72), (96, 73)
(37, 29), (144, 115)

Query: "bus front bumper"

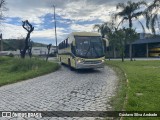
(76, 62), (105, 69)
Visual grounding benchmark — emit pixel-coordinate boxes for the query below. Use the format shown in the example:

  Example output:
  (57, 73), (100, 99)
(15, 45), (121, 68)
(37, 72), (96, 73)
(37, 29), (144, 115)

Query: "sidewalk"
(106, 57), (160, 61)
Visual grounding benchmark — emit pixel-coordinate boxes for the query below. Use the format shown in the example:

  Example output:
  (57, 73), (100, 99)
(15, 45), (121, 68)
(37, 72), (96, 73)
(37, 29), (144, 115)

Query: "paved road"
(0, 65), (118, 120)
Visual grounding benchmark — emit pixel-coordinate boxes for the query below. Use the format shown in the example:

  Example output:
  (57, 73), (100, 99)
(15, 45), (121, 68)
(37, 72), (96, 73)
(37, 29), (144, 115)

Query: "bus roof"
(71, 32), (101, 37)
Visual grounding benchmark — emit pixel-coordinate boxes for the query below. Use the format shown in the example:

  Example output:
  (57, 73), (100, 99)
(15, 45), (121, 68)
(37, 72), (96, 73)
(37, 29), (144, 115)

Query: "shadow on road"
(75, 69), (102, 74)
(61, 64), (102, 74)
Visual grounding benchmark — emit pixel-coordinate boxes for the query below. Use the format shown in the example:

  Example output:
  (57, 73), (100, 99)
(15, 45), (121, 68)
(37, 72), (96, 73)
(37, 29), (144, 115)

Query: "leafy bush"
(8, 53), (14, 57)
(10, 58), (59, 72)
(49, 52), (57, 57)
(0, 57), (59, 86)
(0, 57), (11, 63)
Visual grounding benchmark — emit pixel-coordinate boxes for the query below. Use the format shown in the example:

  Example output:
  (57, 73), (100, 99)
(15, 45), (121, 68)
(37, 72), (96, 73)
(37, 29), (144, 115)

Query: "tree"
(94, 22), (116, 59)
(145, 0), (160, 34)
(124, 28), (139, 58)
(17, 39), (25, 51)
(115, 0), (146, 61)
(0, 0), (7, 50)
(107, 28), (118, 58)
(0, 33), (2, 51)
(20, 20), (34, 58)
(108, 28), (138, 62)
(115, 29), (126, 62)
(93, 22), (112, 38)
(28, 39), (33, 58)
(46, 44), (52, 61)
(0, 0), (7, 24)
(107, 28), (127, 62)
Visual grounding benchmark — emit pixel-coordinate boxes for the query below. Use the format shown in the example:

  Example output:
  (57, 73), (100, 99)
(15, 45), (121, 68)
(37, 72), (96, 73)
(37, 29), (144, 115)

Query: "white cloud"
(1, 23), (26, 39)
(1, 23), (67, 44)
(32, 27), (66, 40)
(56, 1), (114, 22)
(1, 0), (156, 45)
(70, 24), (95, 32)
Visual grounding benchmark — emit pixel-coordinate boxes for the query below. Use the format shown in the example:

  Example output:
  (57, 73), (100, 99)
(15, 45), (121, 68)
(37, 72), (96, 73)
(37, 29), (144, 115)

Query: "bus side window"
(60, 43), (62, 49)
(63, 41), (65, 48)
(66, 38), (68, 47)
(59, 43), (61, 49)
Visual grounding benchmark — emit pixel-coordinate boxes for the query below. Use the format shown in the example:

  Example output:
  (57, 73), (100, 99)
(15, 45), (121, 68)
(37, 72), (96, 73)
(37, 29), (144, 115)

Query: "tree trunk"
(20, 49), (27, 58)
(121, 51), (124, 62)
(146, 43), (149, 58)
(21, 20), (34, 59)
(129, 43), (133, 61)
(46, 44), (52, 61)
(20, 33), (30, 58)
(28, 47), (32, 58)
(128, 17), (133, 61)
(113, 46), (116, 58)
(0, 33), (3, 51)
(129, 17), (132, 28)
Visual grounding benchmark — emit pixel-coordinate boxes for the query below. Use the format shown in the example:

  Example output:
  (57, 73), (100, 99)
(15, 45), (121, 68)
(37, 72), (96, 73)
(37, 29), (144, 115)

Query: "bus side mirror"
(102, 38), (109, 47)
(71, 42), (76, 55)
(102, 38), (109, 54)
(72, 41), (75, 46)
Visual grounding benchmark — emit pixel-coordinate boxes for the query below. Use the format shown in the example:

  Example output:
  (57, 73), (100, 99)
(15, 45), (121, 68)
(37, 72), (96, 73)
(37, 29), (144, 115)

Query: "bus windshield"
(75, 36), (104, 58)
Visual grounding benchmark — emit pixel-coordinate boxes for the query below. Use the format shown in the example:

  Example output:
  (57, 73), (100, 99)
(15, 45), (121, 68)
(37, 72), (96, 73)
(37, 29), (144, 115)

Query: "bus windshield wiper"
(84, 43), (91, 58)
(92, 43), (99, 57)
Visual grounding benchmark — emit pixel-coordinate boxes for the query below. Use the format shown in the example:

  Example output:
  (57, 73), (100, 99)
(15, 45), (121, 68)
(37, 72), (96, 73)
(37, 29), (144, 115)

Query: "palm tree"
(94, 22), (117, 58)
(115, 0), (147, 61)
(145, 0), (160, 34)
(93, 22), (112, 38)
(107, 27), (119, 58)
(93, 22), (110, 58)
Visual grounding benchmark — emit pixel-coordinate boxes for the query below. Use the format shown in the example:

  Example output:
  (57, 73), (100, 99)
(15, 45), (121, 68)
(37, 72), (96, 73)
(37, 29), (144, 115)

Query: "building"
(0, 39), (57, 56)
(132, 36), (160, 57)
(107, 33), (160, 58)
(32, 46), (56, 55)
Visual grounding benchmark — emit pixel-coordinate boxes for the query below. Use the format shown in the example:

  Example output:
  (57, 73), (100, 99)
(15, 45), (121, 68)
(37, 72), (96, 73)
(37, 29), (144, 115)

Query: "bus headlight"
(77, 60), (81, 63)
(77, 59), (83, 63)
(102, 59), (105, 62)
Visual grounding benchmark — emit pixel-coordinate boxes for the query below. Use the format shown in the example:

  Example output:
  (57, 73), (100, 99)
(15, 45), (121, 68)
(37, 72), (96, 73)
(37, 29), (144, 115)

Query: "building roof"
(132, 37), (160, 44)
(71, 32), (101, 36)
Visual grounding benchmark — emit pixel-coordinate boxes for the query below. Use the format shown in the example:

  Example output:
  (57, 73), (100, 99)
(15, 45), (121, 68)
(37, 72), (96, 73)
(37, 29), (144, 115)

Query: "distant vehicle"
(58, 32), (108, 70)
(149, 47), (160, 57)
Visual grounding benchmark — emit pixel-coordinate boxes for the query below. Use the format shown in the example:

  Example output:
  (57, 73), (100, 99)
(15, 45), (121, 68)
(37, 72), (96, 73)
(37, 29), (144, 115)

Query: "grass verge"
(106, 62), (127, 111)
(106, 60), (160, 120)
(0, 56), (60, 87)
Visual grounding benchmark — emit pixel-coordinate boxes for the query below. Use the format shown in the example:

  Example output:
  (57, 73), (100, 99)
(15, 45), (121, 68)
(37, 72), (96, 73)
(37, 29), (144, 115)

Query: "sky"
(0, 0), (154, 45)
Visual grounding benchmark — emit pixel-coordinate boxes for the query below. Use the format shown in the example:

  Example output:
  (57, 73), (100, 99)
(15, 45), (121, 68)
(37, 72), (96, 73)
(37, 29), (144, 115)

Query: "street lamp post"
(53, 5), (58, 53)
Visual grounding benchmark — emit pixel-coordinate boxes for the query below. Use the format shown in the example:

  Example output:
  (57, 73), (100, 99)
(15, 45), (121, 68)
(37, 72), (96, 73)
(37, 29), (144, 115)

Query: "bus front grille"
(83, 60), (102, 64)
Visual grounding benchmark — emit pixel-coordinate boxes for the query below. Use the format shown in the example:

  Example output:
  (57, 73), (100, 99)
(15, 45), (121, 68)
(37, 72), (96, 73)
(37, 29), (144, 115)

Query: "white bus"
(58, 32), (108, 70)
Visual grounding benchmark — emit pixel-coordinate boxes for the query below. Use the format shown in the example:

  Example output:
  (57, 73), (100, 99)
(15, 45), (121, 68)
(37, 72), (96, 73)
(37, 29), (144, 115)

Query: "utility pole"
(0, 33), (3, 51)
(53, 5), (57, 53)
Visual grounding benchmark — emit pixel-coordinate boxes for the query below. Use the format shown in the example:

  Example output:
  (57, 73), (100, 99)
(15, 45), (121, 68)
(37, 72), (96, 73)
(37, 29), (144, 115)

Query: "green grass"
(0, 56), (60, 86)
(106, 60), (160, 120)
(109, 64), (127, 110)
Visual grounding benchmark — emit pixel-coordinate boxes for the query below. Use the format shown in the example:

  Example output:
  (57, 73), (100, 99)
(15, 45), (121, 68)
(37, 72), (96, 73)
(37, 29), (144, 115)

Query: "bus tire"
(68, 59), (74, 71)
